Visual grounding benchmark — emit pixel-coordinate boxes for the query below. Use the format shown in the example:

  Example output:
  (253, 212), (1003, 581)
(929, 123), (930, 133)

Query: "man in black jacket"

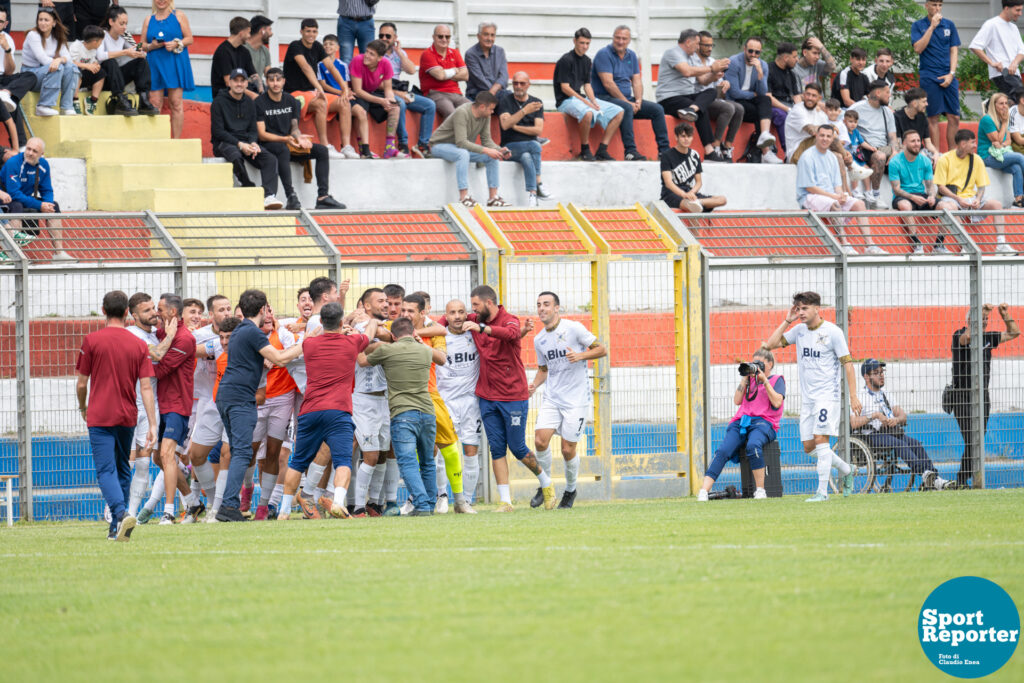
(211, 68), (282, 209)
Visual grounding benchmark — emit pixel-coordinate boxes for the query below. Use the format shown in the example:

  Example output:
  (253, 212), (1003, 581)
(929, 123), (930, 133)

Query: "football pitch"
(2, 491), (1022, 682)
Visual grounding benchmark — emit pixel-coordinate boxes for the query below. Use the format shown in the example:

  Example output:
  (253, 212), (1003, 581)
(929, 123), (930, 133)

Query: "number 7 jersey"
(533, 319), (597, 409)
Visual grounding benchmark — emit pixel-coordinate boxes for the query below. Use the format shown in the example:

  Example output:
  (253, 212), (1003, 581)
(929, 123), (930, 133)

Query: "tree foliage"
(706, 0), (925, 71)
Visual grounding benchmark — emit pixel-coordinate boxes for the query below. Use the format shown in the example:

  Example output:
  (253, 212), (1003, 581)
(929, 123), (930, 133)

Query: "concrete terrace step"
(54, 138), (202, 164)
(26, 108), (171, 144)
(113, 187), (265, 212)
(89, 162), (234, 193)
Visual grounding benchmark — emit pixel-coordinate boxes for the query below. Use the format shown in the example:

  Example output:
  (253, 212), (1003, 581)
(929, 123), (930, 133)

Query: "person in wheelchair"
(698, 349), (785, 501)
(851, 359), (953, 490)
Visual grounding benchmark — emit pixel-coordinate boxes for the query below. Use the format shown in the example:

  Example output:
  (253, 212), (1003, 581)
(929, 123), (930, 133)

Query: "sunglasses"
(512, 80), (528, 85)
(746, 49), (761, 55)
(378, 33), (393, 38)
(435, 34), (451, 39)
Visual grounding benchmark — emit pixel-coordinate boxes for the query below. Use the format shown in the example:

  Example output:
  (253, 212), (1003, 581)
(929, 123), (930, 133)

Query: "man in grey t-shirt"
(849, 80), (898, 206)
(793, 36), (836, 90)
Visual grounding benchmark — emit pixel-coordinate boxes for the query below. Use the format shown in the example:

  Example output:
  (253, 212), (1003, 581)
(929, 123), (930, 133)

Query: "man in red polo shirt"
(76, 290), (158, 541)
(153, 293), (199, 525)
(431, 284), (552, 511)
(419, 23), (470, 120)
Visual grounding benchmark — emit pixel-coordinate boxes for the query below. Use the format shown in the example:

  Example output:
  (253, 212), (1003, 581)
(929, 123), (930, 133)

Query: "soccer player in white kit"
(436, 299), (483, 504)
(528, 291), (607, 509)
(763, 291), (862, 501)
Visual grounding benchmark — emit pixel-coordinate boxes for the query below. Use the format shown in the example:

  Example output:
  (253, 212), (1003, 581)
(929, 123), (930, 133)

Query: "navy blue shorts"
(208, 440), (222, 464)
(288, 410), (355, 472)
(158, 412), (190, 448)
(922, 74), (960, 118)
(479, 398), (531, 461)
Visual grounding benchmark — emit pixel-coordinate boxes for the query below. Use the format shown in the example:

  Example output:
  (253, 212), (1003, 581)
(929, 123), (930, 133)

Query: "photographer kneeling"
(698, 349), (785, 501)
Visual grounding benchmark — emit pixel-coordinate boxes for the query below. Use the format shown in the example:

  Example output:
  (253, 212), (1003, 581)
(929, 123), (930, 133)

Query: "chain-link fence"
(4, 210), (482, 520)
(681, 209), (1024, 497)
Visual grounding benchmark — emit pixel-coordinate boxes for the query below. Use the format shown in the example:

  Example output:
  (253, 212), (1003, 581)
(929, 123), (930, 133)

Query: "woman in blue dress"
(140, 0), (193, 138)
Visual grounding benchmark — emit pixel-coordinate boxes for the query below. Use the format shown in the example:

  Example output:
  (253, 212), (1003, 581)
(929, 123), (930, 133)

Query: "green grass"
(2, 491), (1023, 682)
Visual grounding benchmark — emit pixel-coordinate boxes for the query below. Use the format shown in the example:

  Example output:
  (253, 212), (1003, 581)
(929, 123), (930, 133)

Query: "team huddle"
(76, 278), (607, 540)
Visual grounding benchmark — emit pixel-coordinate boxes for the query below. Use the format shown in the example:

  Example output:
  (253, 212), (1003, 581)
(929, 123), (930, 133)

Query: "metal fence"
(679, 208), (1024, 496)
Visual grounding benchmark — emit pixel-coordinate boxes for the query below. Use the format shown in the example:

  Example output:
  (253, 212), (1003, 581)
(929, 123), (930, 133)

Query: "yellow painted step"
(58, 138), (201, 164)
(110, 187), (265, 212)
(28, 113), (171, 147)
(89, 162), (234, 193)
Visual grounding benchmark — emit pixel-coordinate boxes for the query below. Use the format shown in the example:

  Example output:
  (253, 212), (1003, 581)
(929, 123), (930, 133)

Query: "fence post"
(592, 252), (613, 499)
(147, 210), (188, 293)
(970, 244), (986, 489)
(1, 230), (33, 521)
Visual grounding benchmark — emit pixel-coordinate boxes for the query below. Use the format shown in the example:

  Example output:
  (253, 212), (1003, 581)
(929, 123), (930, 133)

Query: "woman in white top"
(20, 7), (79, 116)
(98, 5), (159, 116)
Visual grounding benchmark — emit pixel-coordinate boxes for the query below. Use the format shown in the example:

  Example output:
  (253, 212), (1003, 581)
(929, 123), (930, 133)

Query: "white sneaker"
(696, 489), (708, 502)
(933, 244), (950, 254)
(205, 510), (219, 523)
(35, 105), (58, 117)
(865, 245), (887, 255)
(681, 198), (703, 214)
(753, 488), (767, 499)
(756, 131), (776, 147)
(327, 147), (345, 160)
(51, 250), (75, 261)
(995, 241), (1017, 255)
(851, 188), (866, 200)
(911, 244), (924, 255)
(61, 109), (77, 116)
(341, 145), (360, 159)
(435, 493), (449, 514)
(762, 152), (783, 164)
(849, 164), (873, 182)
(0, 90), (15, 113)
(527, 193), (538, 207)
(263, 195), (283, 210)
(400, 497), (415, 515)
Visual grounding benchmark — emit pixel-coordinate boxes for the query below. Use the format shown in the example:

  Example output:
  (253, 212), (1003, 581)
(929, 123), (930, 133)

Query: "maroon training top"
(76, 326), (155, 428)
(155, 322), (197, 416)
(299, 332), (369, 416)
(441, 306), (528, 402)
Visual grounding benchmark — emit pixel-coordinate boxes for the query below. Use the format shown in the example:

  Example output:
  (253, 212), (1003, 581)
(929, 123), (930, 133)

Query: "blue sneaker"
(267, 503), (279, 519)
(382, 501), (401, 517)
(805, 493), (829, 502)
(843, 464), (858, 497)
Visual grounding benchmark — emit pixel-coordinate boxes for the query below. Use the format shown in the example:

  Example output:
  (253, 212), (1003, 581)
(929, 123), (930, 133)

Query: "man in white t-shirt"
(785, 82), (829, 161)
(528, 291), (607, 509)
(124, 292), (172, 518)
(436, 298), (483, 504)
(970, 0), (1024, 96)
(763, 290), (862, 502)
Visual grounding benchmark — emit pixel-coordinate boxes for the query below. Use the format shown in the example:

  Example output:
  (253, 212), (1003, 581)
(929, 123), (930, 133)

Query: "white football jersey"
(126, 324), (158, 410)
(533, 319), (597, 410)
(783, 319), (851, 403)
(353, 318), (387, 394)
(437, 329), (479, 402)
(278, 315), (323, 394)
(192, 324), (222, 401)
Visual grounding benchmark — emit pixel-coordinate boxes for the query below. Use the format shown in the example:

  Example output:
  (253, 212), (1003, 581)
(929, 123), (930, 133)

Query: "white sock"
(326, 468), (336, 495)
(369, 462), (387, 503)
(144, 470), (164, 512)
(280, 493), (294, 514)
(184, 490), (199, 507)
(535, 447), (552, 476)
(537, 470), (552, 488)
(814, 444), (832, 496)
(497, 483), (511, 503)
(384, 458), (399, 502)
(163, 502), (174, 516)
(333, 485), (347, 506)
(313, 486), (325, 501)
(243, 464), (255, 487)
(193, 462), (217, 502)
(436, 452), (447, 496)
(355, 462), (374, 508)
(269, 483), (284, 507)
(258, 472), (276, 506)
(128, 456), (150, 516)
(934, 476), (949, 490)
(564, 456), (579, 493)
(303, 463), (326, 496)
(462, 455), (479, 503)
(831, 451), (851, 476)
(213, 470), (228, 512)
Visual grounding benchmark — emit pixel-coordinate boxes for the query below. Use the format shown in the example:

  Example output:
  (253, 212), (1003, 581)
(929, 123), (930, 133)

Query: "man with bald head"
(1, 136), (70, 260)
(497, 71), (551, 205)
(435, 299), (482, 503)
(419, 23), (470, 120)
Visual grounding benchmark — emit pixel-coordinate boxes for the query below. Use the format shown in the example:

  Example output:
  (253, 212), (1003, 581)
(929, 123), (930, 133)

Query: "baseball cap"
(250, 15), (273, 32)
(228, 68), (248, 80)
(860, 359), (886, 376)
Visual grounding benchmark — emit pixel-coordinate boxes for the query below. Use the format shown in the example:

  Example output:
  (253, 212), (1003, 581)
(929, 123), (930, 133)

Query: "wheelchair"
(829, 435), (922, 494)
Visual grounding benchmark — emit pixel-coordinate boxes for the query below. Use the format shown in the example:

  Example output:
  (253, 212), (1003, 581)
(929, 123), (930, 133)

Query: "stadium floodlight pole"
(0, 228), (34, 521)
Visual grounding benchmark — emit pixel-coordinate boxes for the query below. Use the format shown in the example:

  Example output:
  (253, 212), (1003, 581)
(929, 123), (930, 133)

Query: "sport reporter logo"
(918, 576), (1019, 678)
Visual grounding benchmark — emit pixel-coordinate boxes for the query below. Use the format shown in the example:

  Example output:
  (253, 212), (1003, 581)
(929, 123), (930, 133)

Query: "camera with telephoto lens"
(738, 360), (766, 377)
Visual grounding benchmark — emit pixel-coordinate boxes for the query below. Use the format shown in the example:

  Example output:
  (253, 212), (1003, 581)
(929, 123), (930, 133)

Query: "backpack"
(743, 134), (763, 164)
